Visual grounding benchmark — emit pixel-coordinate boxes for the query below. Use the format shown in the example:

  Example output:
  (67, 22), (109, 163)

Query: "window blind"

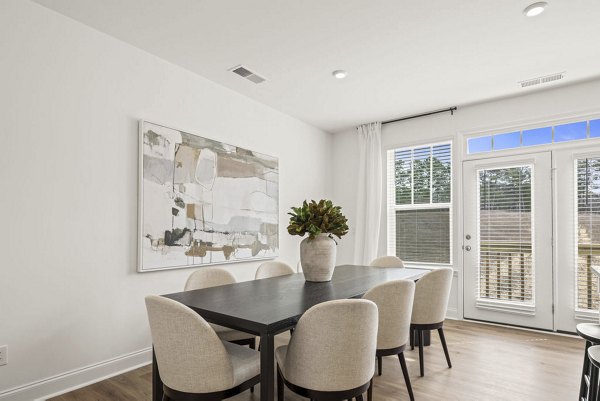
(478, 165), (534, 303)
(387, 142), (452, 265)
(576, 158), (600, 311)
(395, 208), (451, 264)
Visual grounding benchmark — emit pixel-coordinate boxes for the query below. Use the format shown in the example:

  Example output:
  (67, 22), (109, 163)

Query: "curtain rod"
(382, 106), (457, 125)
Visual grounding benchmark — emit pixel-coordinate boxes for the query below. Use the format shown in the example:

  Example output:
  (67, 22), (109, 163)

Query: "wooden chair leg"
(438, 327), (452, 368)
(367, 378), (373, 401)
(356, 395), (364, 401)
(277, 368), (284, 401)
(581, 341), (592, 400)
(398, 352), (415, 401)
(589, 360), (599, 401)
(418, 330), (425, 377)
(162, 395), (169, 401)
(410, 328), (414, 350)
(377, 355), (382, 376)
(290, 328), (294, 336)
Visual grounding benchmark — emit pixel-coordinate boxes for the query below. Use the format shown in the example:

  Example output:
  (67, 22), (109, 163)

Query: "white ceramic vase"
(300, 233), (337, 282)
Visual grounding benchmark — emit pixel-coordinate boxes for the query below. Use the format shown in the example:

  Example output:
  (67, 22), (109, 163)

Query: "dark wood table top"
(163, 265), (429, 335)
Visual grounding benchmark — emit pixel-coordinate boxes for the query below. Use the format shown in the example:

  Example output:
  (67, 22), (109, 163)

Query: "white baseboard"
(0, 348), (152, 401)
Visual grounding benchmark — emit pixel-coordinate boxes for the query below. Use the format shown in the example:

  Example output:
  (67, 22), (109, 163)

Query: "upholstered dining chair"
(255, 261), (295, 279)
(185, 268), (256, 348)
(145, 296), (260, 401)
(369, 256), (405, 268)
(276, 299), (378, 401)
(363, 280), (416, 401)
(410, 267), (453, 377)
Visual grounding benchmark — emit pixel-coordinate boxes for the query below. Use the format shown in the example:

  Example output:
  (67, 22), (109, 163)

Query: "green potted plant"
(287, 199), (349, 282)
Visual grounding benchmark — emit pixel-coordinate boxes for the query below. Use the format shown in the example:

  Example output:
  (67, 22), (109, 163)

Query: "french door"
(555, 148), (600, 331)
(463, 152), (554, 330)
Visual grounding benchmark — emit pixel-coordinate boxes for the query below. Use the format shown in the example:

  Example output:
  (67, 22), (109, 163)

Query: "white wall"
(0, 1), (332, 399)
(333, 77), (600, 322)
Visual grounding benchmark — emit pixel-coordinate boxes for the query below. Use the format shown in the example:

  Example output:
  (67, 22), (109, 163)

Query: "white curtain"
(354, 122), (383, 265)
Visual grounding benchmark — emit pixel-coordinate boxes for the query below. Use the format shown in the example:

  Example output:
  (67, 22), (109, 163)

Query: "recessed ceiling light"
(332, 70), (347, 79)
(523, 2), (547, 17)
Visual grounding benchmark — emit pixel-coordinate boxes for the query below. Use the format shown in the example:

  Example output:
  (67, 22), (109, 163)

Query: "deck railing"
(479, 242), (532, 302)
(479, 242), (600, 310)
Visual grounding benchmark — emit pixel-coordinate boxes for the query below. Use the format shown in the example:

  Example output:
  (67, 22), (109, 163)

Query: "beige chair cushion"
(184, 267), (255, 342)
(145, 296), (259, 393)
(370, 256), (405, 268)
(411, 267), (453, 325)
(275, 299), (378, 392)
(255, 261), (295, 279)
(363, 279), (415, 350)
(222, 341), (261, 386)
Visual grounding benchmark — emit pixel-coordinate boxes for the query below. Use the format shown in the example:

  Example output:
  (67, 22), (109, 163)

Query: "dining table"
(154, 264), (430, 401)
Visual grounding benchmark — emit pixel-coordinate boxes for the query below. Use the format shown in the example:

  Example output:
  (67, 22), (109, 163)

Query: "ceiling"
(33, 0), (600, 133)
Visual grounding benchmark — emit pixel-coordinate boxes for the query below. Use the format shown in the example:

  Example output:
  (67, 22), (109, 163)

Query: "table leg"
(260, 333), (275, 401)
(152, 347), (164, 401)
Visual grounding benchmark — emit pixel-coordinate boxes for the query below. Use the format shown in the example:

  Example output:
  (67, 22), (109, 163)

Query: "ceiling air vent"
(519, 72), (565, 88)
(230, 65), (266, 84)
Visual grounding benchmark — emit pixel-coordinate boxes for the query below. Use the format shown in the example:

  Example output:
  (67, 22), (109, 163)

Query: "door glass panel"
(478, 166), (534, 304)
(576, 158), (600, 311)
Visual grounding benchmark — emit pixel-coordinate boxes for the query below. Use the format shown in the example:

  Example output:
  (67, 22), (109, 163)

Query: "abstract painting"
(138, 121), (278, 272)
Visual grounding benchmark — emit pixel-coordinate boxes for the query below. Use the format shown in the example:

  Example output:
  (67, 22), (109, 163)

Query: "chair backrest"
(370, 256), (405, 268)
(411, 268), (453, 325)
(255, 261), (295, 279)
(296, 260), (303, 273)
(184, 267), (236, 291)
(283, 299), (378, 391)
(145, 295), (234, 393)
(363, 279), (415, 350)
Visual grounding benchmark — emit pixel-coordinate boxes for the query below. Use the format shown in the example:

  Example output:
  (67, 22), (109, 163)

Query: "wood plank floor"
(49, 319), (585, 401)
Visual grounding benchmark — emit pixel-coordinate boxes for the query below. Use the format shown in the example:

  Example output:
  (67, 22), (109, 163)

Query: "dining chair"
(363, 280), (416, 401)
(369, 256), (405, 268)
(184, 268), (256, 348)
(275, 299), (378, 401)
(255, 261), (295, 279)
(145, 296), (260, 401)
(296, 260), (303, 273)
(409, 267), (453, 377)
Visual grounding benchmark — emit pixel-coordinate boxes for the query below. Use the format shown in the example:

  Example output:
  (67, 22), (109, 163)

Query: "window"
(576, 158), (600, 311)
(493, 131), (520, 150)
(522, 127), (552, 147)
(387, 142), (452, 265)
(467, 117), (600, 154)
(478, 165), (534, 303)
